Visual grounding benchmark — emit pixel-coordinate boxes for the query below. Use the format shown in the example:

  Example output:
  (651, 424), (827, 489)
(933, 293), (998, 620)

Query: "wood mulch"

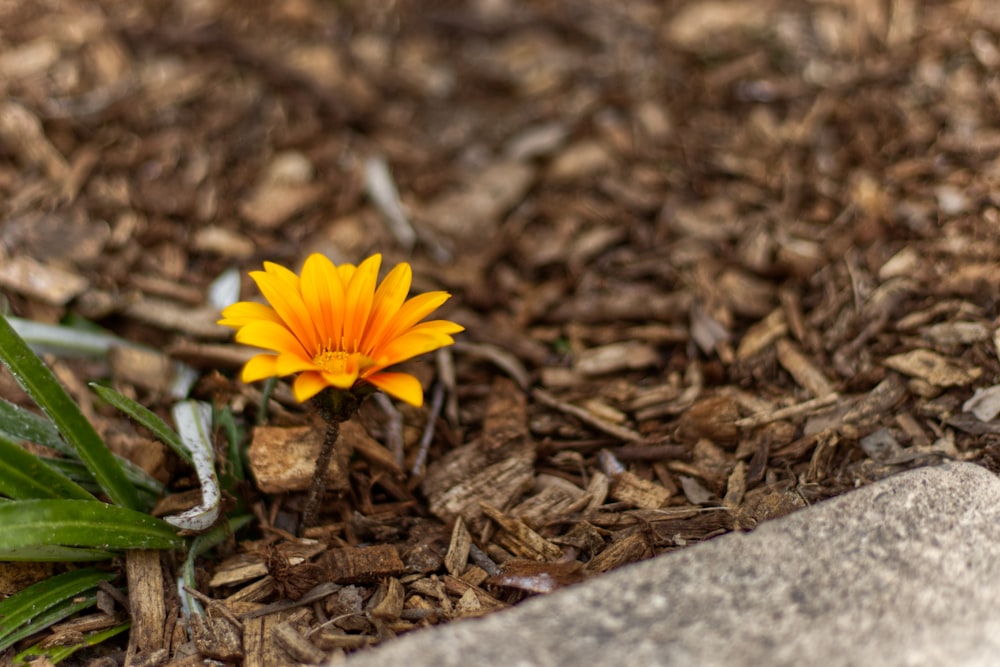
(3, 0), (1000, 664)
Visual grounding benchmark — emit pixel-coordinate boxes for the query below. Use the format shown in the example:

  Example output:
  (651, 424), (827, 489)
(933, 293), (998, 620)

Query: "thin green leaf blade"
(0, 499), (183, 560)
(13, 621), (130, 664)
(0, 397), (66, 453)
(0, 545), (118, 562)
(0, 568), (115, 650)
(0, 316), (140, 510)
(89, 383), (192, 465)
(0, 433), (93, 501)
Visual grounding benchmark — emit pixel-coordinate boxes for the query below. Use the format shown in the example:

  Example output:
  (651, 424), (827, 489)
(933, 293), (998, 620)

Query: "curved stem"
(301, 419), (340, 530)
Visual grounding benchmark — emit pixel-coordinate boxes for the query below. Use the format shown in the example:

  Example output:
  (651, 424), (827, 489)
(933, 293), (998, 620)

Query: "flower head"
(219, 253), (463, 406)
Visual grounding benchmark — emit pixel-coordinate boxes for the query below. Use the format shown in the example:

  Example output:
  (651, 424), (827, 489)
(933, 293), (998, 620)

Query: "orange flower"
(219, 254), (462, 406)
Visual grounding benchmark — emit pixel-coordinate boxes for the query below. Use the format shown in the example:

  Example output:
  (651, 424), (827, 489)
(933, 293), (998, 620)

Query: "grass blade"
(0, 397), (66, 453)
(0, 499), (183, 559)
(0, 433), (93, 501)
(89, 383), (192, 465)
(0, 568), (116, 650)
(0, 316), (140, 510)
(13, 621), (130, 664)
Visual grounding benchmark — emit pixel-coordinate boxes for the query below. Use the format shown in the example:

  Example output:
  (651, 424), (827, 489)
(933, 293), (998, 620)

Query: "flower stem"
(301, 418), (340, 529)
(300, 386), (373, 530)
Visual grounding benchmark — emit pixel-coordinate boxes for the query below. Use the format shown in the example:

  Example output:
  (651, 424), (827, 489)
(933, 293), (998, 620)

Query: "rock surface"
(342, 463), (1000, 667)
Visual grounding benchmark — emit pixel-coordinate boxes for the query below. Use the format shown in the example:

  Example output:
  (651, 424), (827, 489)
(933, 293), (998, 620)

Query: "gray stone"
(341, 463), (1000, 667)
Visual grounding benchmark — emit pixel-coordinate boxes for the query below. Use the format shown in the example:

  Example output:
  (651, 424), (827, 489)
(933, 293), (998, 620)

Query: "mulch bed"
(3, 0), (1000, 663)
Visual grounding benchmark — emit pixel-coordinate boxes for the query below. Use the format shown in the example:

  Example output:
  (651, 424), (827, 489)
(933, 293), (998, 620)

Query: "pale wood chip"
(125, 550), (166, 665)
(242, 610), (297, 667)
(0, 101), (68, 180)
(423, 440), (536, 529)
(533, 388), (645, 442)
(0, 255), (88, 305)
(775, 338), (836, 397)
(444, 518), (472, 577)
(677, 395), (740, 446)
(736, 307), (787, 359)
(123, 297), (230, 339)
(190, 615), (244, 663)
(723, 460), (747, 508)
(480, 502), (564, 561)
(883, 348), (982, 386)
(191, 225), (257, 259)
(108, 346), (179, 395)
(574, 340), (660, 376)
(609, 470), (672, 509)
(209, 541), (325, 588)
(247, 424), (350, 494)
(369, 577), (406, 622)
(420, 160), (535, 248)
(510, 475), (586, 527)
(272, 621), (325, 664)
(586, 532), (651, 573)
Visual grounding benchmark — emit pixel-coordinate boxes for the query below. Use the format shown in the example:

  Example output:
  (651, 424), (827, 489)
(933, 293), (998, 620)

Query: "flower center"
(313, 349), (350, 374)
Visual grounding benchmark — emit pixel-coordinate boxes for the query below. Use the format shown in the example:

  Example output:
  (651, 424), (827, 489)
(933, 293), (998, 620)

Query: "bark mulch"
(3, 0), (1000, 664)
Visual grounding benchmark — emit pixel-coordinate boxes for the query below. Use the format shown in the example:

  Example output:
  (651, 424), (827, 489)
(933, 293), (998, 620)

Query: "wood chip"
(123, 297), (231, 339)
(482, 376), (529, 451)
(609, 470), (672, 509)
(586, 532), (652, 574)
(369, 577), (406, 622)
(444, 518), (472, 577)
(125, 550), (166, 665)
(423, 440), (536, 529)
(421, 160), (535, 249)
(480, 502), (564, 561)
(574, 340), (660, 376)
(247, 425), (350, 494)
(775, 338), (835, 397)
(0, 255), (88, 305)
(883, 348), (982, 386)
(190, 615), (244, 663)
(108, 345), (180, 395)
(322, 544), (407, 584)
(272, 621), (325, 664)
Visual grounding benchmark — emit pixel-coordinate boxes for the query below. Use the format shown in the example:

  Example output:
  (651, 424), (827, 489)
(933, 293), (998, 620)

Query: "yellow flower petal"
(300, 253), (345, 349)
(275, 351), (317, 376)
(366, 372), (424, 407)
(376, 330), (456, 367)
(407, 319), (466, 336)
(292, 371), (330, 402)
(320, 368), (359, 390)
(241, 354), (279, 383)
(368, 291), (453, 351)
(218, 301), (282, 328)
(263, 260), (301, 291)
(235, 321), (311, 358)
(362, 262), (412, 355)
(250, 270), (319, 353)
(341, 254), (381, 352)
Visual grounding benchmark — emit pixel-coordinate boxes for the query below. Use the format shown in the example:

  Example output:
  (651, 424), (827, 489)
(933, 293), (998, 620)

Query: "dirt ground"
(3, 0), (1000, 663)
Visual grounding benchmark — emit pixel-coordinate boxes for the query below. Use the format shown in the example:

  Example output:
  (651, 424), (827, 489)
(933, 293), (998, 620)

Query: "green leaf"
(0, 499), (183, 560)
(89, 383), (192, 465)
(42, 457), (163, 500)
(0, 545), (118, 561)
(0, 397), (66, 453)
(0, 432), (93, 500)
(13, 621), (130, 664)
(0, 316), (141, 510)
(0, 568), (116, 651)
